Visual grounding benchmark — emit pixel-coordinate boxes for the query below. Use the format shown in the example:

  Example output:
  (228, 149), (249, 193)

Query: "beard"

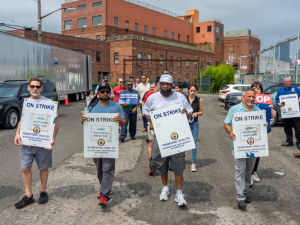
(30, 90), (40, 97)
(99, 96), (110, 101)
(245, 101), (253, 107)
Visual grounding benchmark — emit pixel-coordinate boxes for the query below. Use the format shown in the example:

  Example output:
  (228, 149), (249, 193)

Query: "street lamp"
(37, 1), (75, 42)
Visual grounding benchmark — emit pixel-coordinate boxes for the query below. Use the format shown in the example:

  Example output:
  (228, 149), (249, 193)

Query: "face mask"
(160, 88), (172, 96)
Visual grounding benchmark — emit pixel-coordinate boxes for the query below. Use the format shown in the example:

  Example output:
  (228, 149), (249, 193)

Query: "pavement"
(1, 94), (300, 225)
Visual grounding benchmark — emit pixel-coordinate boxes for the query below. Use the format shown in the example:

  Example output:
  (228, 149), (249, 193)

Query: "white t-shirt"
(136, 83), (150, 103)
(143, 91), (193, 116)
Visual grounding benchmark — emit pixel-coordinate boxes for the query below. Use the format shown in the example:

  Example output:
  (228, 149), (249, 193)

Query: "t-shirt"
(143, 90), (155, 103)
(143, 91), (193, 116)
(88, 101), (125, 119)
(121, 89), (140, 112)
(136, 83), (150, 103)
(113, 86), (125, 103)
(224, 102), (261, 146)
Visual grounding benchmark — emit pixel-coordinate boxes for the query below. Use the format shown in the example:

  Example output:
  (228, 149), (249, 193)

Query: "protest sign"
(20, 98), (58, 148)
(232, 111), (269, 159)
(118, 92), (139, 105)
(279, 94), (300, 118)
(84, 113), (119, 158)
(150, 105), (195, 157)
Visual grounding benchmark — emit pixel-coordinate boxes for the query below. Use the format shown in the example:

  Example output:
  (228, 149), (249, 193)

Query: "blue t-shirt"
(89, 101), (125, 119)
(224, 102), (261, 146)
(275, 85), (300, 107)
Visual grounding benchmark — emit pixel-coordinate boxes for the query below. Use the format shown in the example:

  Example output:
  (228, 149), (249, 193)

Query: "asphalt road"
(1, 94), (300, 224)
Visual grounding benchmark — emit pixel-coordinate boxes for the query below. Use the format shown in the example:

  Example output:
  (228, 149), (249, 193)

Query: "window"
(114, 17), (118, 27)
(201, 61), (203, 70)
(98, 72), (102, 81)
(169, 56), (173, 67)
(20, 85), (29, 95)
(186, 73), (189, 82)
(178, 58), (181, 68)
(207, 26), (212, 32)
(93, 16), (102, 26)
(160, 55), (163, 65)
(135, 23), (138, 32)
(178, 73), (181, 82)
(96, 35), (101, 41)
(164, 30), (167, 38)
(186, 59), (189, 67)
(78, 5), (87, 10)
(144, 25), (147, 34)
(160, 72), (163, 75)
(64, 20), (72, 30)
(216, 61), (219, 66)
(125, 21), (129, 30)
(216, 26), (220, 33)
(216, 38), (220, 43)
(153, 27), (156, 35)
(73, 49), (83, 53)
(187, 35), (190, 43)
(178, 34), (181, 41)
(138, 52), (142, 64)
(64, 8), (73, 13)
(114, 53), (119, 64)
(96, 52), (101, 62)
(250, 44), (253, 49)
(147, 71), (152, 75)
(233, 86), (250, 91)
(196, 27), (200, 33)
(171, 32), (174, 39)
(148, 54), (152, 64)
(169, 72), (173, 76)
(44, 82), (55, 93)
(138, 71), (142, 75)
(78, 18), (87, 28)
(194, 62), (197, 69)
(92, 2), (102, 7)
(221, 28), (223, 34)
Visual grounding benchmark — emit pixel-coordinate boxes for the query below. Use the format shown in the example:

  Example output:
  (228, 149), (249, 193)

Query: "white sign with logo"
(150, 105), (195, 157)
(83, 113), (119, 158)
(232, 111), (269, 159)
(20, 99), (58, 148)
(279, 94), (300, 118)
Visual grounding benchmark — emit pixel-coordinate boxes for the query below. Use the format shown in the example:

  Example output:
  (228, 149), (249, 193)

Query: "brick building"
(224, 29), (261, 73)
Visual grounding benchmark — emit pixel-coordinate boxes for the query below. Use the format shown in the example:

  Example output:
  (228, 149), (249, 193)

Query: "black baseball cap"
(102, 76), (109, 81)
(129, 76), (134, 79)
(97, 82), (111, 91)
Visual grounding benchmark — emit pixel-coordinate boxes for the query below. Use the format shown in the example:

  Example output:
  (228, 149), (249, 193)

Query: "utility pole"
(273, 40), (276, 83)
(296, 31), (299, 84)
(37, 0), (42, 42)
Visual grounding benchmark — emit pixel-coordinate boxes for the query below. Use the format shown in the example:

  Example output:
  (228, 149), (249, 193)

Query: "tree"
(202, 62), (235, 92)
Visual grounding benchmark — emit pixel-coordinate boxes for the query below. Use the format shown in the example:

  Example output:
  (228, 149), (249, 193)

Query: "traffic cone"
(65, 95), (69, 106)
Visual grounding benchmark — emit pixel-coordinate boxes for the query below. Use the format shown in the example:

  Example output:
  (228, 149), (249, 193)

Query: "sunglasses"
(29, 85), (41, 89)
(99, 90), (111, 94)
(119, 81), (123, 83)
(141, 78), (146, 80)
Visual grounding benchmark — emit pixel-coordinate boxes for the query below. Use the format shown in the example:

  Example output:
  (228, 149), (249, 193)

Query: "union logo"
(33, 126), (41, 134)
(97, 139), (105, 146)
(171, 132), (179, 141)
(247, 137), (255, 145)
(288, 107), (292, 111)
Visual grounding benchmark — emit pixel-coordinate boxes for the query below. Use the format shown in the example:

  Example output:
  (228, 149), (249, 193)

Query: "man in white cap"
(143, 74), (193, 206)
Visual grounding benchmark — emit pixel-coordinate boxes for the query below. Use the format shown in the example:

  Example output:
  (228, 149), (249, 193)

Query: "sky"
(1, 0), (300, 60)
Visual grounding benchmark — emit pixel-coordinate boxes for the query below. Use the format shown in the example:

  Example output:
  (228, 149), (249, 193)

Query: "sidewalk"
(0, 115), (149, 225)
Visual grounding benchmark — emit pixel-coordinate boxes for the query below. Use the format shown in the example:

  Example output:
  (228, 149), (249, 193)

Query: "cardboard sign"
(118, 92), (139, 105)
(279, 94), (300, 118)
(243, 94), (272, 131)
(83, 113), (119, 158)
(20, 99), (58, 148)
(232, 111), (269, 159)
(150, 105), (195, 157)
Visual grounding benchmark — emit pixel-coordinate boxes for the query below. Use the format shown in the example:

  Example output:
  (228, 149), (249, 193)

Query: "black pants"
(282, 117), (300, 145)
(252, 157), (260, 174)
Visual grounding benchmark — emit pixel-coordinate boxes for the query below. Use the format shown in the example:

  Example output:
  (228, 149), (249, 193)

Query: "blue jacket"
(275, 85), (300, 107)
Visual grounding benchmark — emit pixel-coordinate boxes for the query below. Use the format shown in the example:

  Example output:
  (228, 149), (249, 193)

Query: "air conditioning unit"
(83, 25), (87, 27)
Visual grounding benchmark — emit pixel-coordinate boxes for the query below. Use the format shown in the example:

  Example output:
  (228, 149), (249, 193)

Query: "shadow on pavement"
(256, 168), (285, 180)
(248, 185), (279, 201)
(0, 186), (22, 199)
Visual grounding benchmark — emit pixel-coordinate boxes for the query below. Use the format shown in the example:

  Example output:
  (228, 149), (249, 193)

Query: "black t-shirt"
(187, 95), (200, 121)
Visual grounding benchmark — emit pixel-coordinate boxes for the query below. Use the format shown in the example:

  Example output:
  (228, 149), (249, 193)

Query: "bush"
(202, 62), (235, 93)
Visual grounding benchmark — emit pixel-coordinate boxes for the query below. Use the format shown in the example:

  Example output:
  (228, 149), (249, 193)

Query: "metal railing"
(198, 18), (222, 24)
(107, 34), (213, 53)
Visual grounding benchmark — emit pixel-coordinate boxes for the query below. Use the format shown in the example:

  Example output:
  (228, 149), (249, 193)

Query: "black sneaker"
(15, 195), (34, 208)
(238, 200), (247, 209)
(39, 192), (48, 204)
(131, 136), (136, 140)
(119, 138), (124, 143)
(245, 195), (251, 204)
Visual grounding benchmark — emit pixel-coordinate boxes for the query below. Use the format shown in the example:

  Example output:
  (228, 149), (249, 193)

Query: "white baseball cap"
(158, 74), (174, 87)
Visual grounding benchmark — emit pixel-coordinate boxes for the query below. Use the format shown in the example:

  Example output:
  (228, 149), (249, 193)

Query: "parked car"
(218, 84), (250, 102)
(0, 80), (59, 129)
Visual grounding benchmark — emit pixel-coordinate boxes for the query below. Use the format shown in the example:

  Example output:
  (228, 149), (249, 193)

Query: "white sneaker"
(250, 177), (254, 186)
(175, 193), (187, 206)
(160, 188), (170, 201)
(191, 164), (196, 172)
(252, 173), (260, 182)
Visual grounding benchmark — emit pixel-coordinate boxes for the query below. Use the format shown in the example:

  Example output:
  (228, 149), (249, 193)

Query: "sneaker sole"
(175, 199), (187, 206)
(15, 198), (34, 208)
(38, 198), (48, 204)
(99, 202), (108, 206)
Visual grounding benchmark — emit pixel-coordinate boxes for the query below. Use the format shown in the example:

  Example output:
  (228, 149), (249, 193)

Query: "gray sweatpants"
(93, 158), (115, 201)
(232, 147), (256, 201)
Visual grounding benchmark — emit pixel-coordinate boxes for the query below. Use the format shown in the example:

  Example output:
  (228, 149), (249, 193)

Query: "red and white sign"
(242, 94), (272, 104)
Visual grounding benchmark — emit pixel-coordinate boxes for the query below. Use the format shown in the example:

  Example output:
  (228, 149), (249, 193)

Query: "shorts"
(147, 122), (153, 141)
(150, 135), (186, 176)
(20, 146), (53, 170)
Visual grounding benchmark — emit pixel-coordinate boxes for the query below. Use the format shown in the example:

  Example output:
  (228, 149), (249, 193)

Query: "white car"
(218, 84), (251, 102)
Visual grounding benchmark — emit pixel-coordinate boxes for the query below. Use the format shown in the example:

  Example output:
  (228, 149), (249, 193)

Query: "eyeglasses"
(99, 90), (111, 94)
(29, 85), (41, 89)
(119, 81), (123, 83)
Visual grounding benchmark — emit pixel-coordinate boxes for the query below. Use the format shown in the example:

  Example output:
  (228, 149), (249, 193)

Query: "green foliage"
(109, 82), (118, 88)
(202, 62), (235, 93)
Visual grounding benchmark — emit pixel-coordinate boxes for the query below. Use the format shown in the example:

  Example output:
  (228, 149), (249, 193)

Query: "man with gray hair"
(275, 77), (300, 149)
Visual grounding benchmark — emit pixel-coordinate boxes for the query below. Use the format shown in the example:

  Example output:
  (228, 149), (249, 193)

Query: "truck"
(0, 31), (92, 101)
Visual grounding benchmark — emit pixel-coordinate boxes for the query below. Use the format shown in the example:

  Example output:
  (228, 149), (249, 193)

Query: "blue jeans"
(120, 111), (137, 139)
(189, 120), (199, 163)
(140, 104), (147, 129)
